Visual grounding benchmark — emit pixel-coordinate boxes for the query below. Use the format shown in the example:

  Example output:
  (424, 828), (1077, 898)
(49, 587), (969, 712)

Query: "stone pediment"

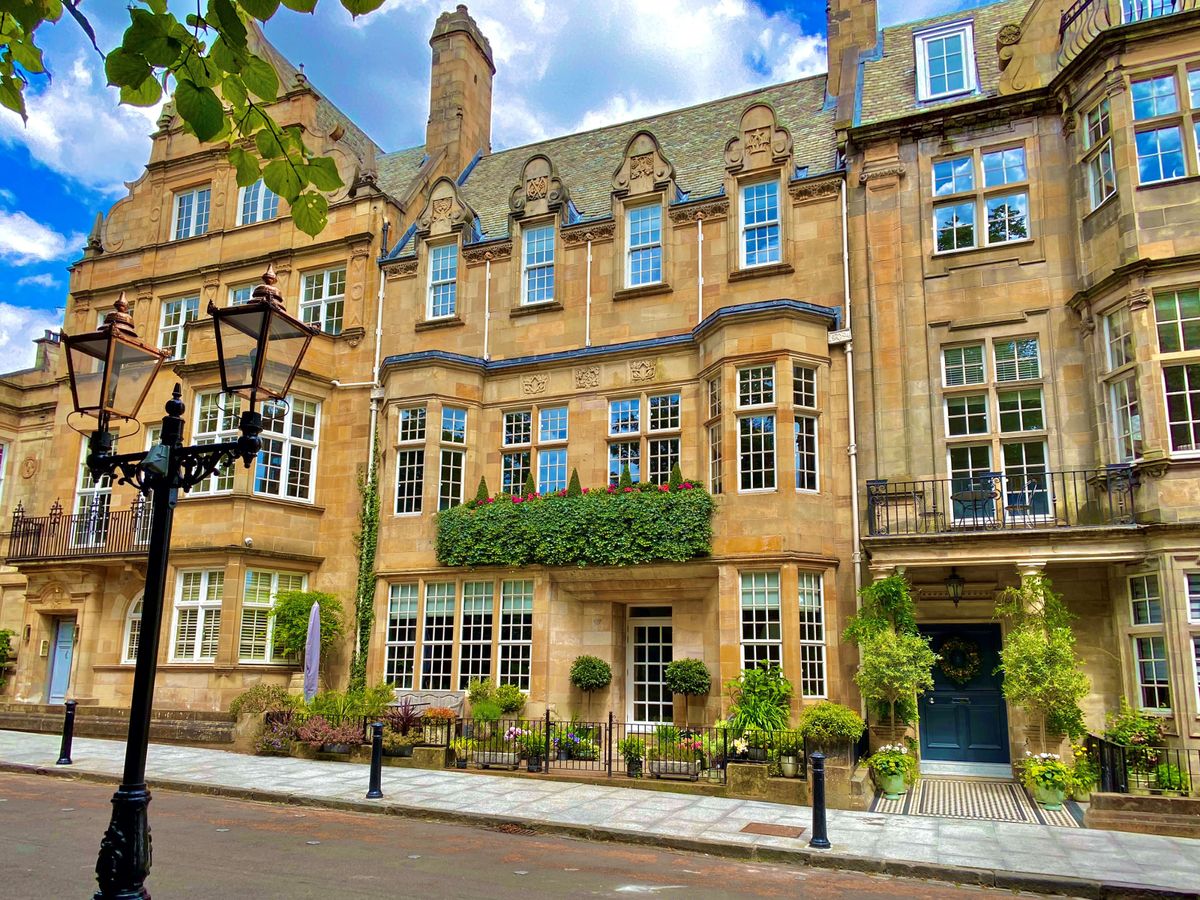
(509, 154), (570, 221)
(724, 102), (792, 174)
(416, 177), (479, 238)
(611, 130), (675, 198)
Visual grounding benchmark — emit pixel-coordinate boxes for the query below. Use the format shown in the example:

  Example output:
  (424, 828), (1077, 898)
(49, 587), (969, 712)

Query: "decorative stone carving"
(1127, 287), (1152, 311)
(463, 241), (513, 264)
(417, 177), (479, 237)
(385, 258), (419, 278)
(20, 457), (38, 479)
(562, 221), (616, 246)
(1077, 307), (1096, 337)
(996, 23), (1022, 47)
(611, 131), (676, 197)
(859, 163), (907, 184)
(629, 359), (656, 383)
(510, 154), (569, 220)
(522, 373), (548, 395)
(789, 178), (841, 203)
(724, 103), (792, 174)
(574, 366), (600, 389)
(668, 199), (729, 224)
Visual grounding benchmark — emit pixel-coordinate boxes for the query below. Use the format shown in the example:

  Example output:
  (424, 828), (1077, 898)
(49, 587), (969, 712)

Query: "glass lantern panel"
(107, 338), (162, 420)
(215, 305), (268, 396)
(259, 315), (311, 400)
(67, 332), (111, 415)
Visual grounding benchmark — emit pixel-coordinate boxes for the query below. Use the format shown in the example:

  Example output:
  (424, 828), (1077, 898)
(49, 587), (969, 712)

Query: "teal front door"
(47, 618), (76, 704)
(919, 624), (1009, 764)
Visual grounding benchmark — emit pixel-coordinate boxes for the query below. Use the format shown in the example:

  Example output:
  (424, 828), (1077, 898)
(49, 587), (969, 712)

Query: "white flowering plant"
(1020, 751), (1072, 792)
(867, 743), (917, 783)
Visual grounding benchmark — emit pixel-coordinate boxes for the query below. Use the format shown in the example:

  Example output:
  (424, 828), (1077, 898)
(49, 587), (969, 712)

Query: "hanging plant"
(938, 636), (981, 686)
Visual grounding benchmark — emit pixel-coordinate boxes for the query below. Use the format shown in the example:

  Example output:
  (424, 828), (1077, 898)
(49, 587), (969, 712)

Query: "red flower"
(486, 497), (495, 504)
(623, 487), (633, 493)
(606, 486), (615, 493)
(659, 484), (669, 492)
(582, 487), (589, 494)
(681, 482), (693, 489)
(512, 496), (522, 504)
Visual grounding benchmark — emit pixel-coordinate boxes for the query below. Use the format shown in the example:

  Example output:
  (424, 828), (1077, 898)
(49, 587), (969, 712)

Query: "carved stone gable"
(725, 103), (792, 174)
(612, 131), (676, 197)
(510, 155), (569, 220)
(417, 177), (479, 238)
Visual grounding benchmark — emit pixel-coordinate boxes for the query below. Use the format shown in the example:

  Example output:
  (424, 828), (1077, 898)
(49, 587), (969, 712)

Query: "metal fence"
(7, 498), (152, 562)
(1087, 734), (1200, 795)
(865, 467), (1136, 536)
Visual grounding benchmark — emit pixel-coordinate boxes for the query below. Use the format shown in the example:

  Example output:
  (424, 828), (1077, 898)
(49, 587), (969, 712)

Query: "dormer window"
(522, 224), (555, 305)
(626, 204), (663, 287)
(238, 179), (279, 226)
(914, 21), (976, 102)
(172, 186), (210, 240)
(739, 180), (781, 268)
(428, 242), (458, 319)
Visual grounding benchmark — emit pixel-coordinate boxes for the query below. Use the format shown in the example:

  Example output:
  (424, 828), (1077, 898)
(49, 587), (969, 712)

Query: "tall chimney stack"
(426, 5), (495, 177)
(826, 0), (877, 125)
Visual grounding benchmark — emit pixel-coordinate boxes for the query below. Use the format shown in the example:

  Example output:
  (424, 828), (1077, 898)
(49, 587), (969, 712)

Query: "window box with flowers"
(436, 467), (714, 568)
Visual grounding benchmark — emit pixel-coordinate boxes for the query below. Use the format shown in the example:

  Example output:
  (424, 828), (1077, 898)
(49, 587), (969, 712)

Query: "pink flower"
(582, 487), (589, 494)
(512, 496), (523, 504)
(659, 484), (669, 492)
(486, 497), (495, 504)
(681, 482), (693, 489)
(606, 486), (615, 493)
(623, 487), (633, 493)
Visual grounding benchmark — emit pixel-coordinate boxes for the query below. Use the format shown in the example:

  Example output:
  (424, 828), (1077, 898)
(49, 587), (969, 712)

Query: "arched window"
(122, 595), (143, 665)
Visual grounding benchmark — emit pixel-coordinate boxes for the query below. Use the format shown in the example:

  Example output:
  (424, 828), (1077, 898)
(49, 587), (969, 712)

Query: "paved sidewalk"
(2, 729), (1198, 897)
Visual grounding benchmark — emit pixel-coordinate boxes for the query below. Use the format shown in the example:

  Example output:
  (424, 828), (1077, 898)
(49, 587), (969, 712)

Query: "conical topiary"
(474, 476), (490, 502)
(523, 471), (537, 496)
(566, 468), (583, 496)
(668, 462), (683, 489)
(618, 465), (634, 489)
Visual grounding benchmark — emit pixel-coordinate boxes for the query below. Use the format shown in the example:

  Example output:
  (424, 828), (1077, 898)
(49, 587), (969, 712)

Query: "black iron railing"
(1087, 734), (1200, 795)
(865, 466), (1135, 537)
(1059, 0), (1197, 65)
(6, 497), (152, 562)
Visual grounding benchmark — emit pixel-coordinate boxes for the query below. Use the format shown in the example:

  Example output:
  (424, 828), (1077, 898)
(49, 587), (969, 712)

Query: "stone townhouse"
(2, 0), (1199, 770)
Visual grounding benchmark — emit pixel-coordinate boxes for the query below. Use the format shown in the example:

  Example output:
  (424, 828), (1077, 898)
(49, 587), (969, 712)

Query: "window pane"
(1135, 126), (1185, 184)
(523, 225), (555, 304)
(741, 181), (780, 267)
(1163, 363), (1200, 451)
(933, 156), (974, 195)
(609, 398), (640, 435)
(982, 147), (1026, 187)
(986, 192), (1029, 244)
(738, 414), (776, 490)
(994, 338), (1040, 381)
(935, 202), (975, 251)
(947, 393), (989, 435)
(1131, 74), (1178, 120)
(943, 345), (985, 386)
(539, 406), (568, 442)
(738, 365), (775, 406)
(1154, 289), (1200, 353)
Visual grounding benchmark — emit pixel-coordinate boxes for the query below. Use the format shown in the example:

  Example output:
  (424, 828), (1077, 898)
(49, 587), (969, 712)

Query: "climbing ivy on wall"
(348, 436), (380, 691)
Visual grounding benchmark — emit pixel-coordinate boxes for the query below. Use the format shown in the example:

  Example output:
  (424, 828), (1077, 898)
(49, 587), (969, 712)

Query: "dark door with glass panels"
(628, 608), (672, 724)
(919, 624), (1010, 764)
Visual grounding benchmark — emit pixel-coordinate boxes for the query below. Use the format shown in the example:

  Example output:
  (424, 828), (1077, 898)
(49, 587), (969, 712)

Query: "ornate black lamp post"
(63, 267), (316, 899)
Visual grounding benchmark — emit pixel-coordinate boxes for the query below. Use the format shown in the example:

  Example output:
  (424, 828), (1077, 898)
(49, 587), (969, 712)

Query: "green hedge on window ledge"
(436, 481), (715, 568)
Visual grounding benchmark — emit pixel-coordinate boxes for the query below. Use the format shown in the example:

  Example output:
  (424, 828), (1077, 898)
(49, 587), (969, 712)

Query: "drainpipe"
(483, 257), (492, 360)
(585, 239), (593, 347)
(841, 179), (862, 600)
(696, 216), (704, 322)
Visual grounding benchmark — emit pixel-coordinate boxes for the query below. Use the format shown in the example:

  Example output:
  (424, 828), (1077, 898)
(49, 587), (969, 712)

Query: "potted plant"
(570, 655), (612, 719)
(648, 736), (702, 780)
(383, 698), (421, 745)
(868, 743), (916, 800)
(574, 738), (600, 761)
(1153, 761), (1191, 796)
(322, 719), (365, 755)
(745, 730), (768, 763)
(450, 737), (475, 768)
(726, 666), (793, 735)
(664, 657), (711, 727)
(518, 730), (546, 772)
(1021, 751), (1072, 810)
(1069, 743), (1097, 802)
(617, 736), (646, 777)
(798, 701), (866, 761)
(383, 726), (419, 758)
(494, 683), (527, 717)
(421, 707), (456, 745)
(777, 731), (803, 778)
(477, 725), (523, 769)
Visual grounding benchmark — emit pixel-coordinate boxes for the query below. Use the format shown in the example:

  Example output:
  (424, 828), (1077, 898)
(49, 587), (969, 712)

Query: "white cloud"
(0, 57), (160, 195)
(16, 272), (60, 289)
(0, 209), (83, 266)
(0, 301), (62, 372)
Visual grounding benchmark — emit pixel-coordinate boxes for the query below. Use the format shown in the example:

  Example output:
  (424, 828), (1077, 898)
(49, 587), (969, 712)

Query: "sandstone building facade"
(2, 0), (1198, 765)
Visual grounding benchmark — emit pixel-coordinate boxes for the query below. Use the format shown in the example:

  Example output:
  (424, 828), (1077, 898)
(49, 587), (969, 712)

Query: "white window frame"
(1133, 634), (1171, 712)
(169, 569), (224, 664)
(739, 179), (781, 269)
(300, 267), (346, 335)
(1109, 375), (1142, 462)
(914, 21), (977, 102)
(427, 242), (458, 320)
(419, 583), (456, 691)
(228, 283), (255, 306)
(626, 203), (663, 287)
(458, 581), (494, 690)
(122, 595), (143, 665)
(237, 179), (279, 226)
(708, 422), (723, 495)
(1084, 98), (1117, 211)
(172, 186), (210, 240)
(499, 579), (534, 691)
(795, 415), (818, 492)
(943, 344), (986, 387)
(438, 448), (465, 510)
(945, 393), (989, 437)
(158, 296), (200, 360)
(254, 396), (320, 502)
(521, 223), (556, 305)
(798, 572), (826, 699)
(738, 414), (777, 493)
(395, 406), (426, 516)
(192, 392), (241, 495)
(239, 569), (305, 664)
(739, 571), (782, 671)
(737, 364), (776, 409)
(385, 583), (419, 688)
(1163, 363), (1200, 455)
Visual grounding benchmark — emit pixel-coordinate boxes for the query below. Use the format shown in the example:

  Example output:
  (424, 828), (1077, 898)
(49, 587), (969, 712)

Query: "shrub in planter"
(517, 730), (546, 771)
(421, 707), (457, 745)
(1104, 699), (1168, 772)
(776, 731), (804, 778)
(382, 726), (420, 757)
(383, 698), (421, 737)
(726, 666), (792, 734)
(570, 655), (612, 718)
(322, 719), (365, 753)
(296, 715), (334, 749)
(798, 701), (866, 753)
(1020, 751), (1072, 810)
(664, 658), (711, 726)
(868, 743), (916, 800)
(230, 683), (297, 717)
(1069, 743), (1098, 801)
(467, 678), (496, 707)
(254, 718), (295, 756)
(269, 590), (344, 663)
(494, 683), (526, 716)
(1153, 762), (1192, 794)
(617, 736), (646, 777)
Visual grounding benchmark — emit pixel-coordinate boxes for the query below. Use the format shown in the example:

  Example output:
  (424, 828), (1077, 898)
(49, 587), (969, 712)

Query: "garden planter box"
(476, 750), (519, 769)
(423, 724), (452, 745)
(384, 745), (415, 758)
(649, 758), (701, 780)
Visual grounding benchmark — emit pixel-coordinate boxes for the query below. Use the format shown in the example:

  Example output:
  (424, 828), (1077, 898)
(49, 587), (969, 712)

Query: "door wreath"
(938, 636), (982, 686)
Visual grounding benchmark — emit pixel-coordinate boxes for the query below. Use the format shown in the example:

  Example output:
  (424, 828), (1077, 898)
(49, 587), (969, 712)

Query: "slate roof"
(377, 74), (836, 242)
(858, 0), (1033, 127)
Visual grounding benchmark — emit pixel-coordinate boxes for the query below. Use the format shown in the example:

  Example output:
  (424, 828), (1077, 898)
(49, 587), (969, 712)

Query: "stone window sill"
(510, 301), (564, 319)
(613, 282), (673, 302)
(728, 262), (794, 283)
(416, 316), (465, 332)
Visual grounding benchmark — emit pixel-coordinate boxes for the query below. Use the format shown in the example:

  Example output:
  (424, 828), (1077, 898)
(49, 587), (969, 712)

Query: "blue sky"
(0, 0), (981, 370)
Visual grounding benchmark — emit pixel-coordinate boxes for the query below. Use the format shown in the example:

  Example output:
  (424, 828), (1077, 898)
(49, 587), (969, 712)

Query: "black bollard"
(808, 750), (830, 849)
(56, 699), (77, 766)
(366, 721), (384, 799)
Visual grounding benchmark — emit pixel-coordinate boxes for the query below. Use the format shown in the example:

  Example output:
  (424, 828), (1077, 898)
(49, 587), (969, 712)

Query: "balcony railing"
(1059, 0), (1198, 66)
(6, 497), (152, 562)
(865, 466), (1136, 537)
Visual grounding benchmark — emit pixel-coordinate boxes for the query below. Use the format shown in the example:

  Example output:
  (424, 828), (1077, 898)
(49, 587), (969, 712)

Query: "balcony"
(865, 467), (1136, 537)
(6, 498), (152, 563)
(1059, 0), (1199, 67)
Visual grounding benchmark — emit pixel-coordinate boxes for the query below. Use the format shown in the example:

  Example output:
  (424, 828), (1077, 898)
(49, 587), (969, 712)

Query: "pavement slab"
(2, 729), (1199, 896)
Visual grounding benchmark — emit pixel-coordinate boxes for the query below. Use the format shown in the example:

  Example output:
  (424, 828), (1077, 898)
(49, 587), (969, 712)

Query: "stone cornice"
(562, 220), (615, 245)
(859, 163), (906, 184)
(788, 175), (842, 202)
(462, 240), (512, 265)
(1067, 252), (1200, 311)
(668, 198), (729, 224)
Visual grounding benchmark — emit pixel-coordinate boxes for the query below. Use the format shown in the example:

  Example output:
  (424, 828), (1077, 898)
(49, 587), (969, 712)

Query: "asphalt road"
(2, 772), (1039, 899)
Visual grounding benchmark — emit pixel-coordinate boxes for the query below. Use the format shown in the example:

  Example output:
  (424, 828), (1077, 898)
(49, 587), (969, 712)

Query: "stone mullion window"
(932, 144), (1030, 253)
(300, 267), (346, 335)
(1126, 572), (1171, 712)
(646, 393), (681, 484)
(457, 582), (494, 690)
(1080, 97), (1117, 210)
(419, 583), (456, 691)
(737, 364), (777, 492)
(192, 392), (242, 494)
(739, 180), (781, 268)
(739, 571), (782, 671)
(705, 373), (724, 495)
(385, 583), (419, 689)
(254, 396), (320, 503)
(238, 569), (305, 664)
(158, 296), (200, 359)
(1154, 287), (1200, 456)
(500, 409), (533, 494)
(535, 406), (569, 493)
(498, 579), (534, 691)
(238, 179), (279, 226)
(427, 242), (459, 320)
(626, 203), (663, 287)
(172, 186), (210, 240)
(438, 406), (467, 511)
(1128, 66), (1200, 185)
(395, 406), (427, 515)
(797, 572), (826, 699)
(521, 223), (556, 305)
(170, 569), (223, 664)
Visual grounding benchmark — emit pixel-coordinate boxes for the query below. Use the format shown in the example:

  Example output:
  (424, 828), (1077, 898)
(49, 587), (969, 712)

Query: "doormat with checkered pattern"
(870, 778), (1082, 828)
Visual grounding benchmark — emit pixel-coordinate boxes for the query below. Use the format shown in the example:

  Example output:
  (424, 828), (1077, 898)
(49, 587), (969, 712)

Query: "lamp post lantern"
(945, 567), (965, 608)
(63, 268), (317, 899)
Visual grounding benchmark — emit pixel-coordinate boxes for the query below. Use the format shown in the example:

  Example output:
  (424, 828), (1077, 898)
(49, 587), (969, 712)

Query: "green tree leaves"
(2, 1), (380, 236)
